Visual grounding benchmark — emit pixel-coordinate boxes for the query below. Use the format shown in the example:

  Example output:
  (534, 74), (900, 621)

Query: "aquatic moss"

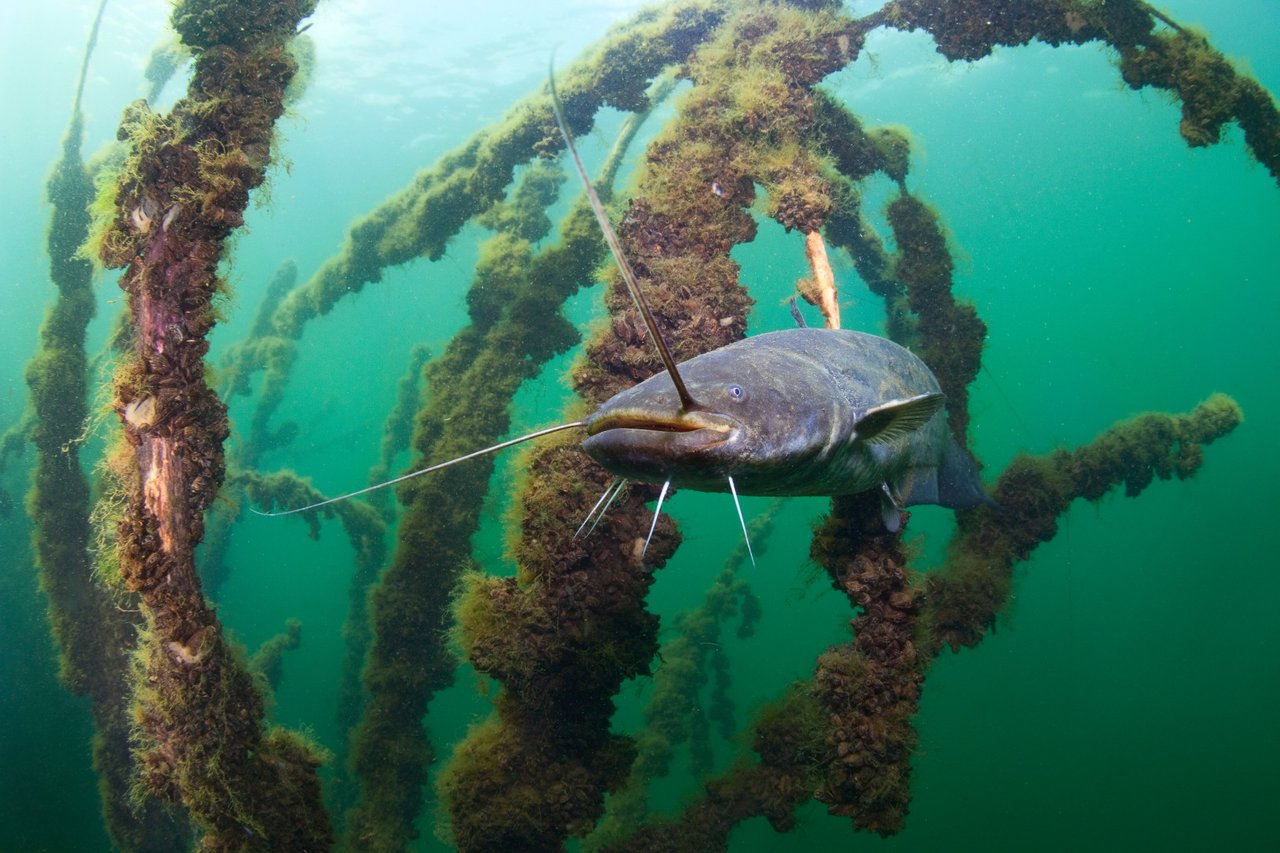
(925, 394), (1243, 654)
(586, 504), (778, 851)
(442, 429), (672, 850)
(173, 0), (316, 52)
(1117, 26), (1280, 178)
(244, 260), (300, 351)
(466, 233), (536, 332)
(142, 36), (188, 104)
(439, 714), (636, 851)
(882, 0), (1280, 184)
(475, 158), (565, 243)
(285, 33), (315, 107)
(810, 490), (924, 835)
(814, 91), (912, 184)
(127, 624), (330, 847)
(222, 260), (303, 458)
(98, 0), (331, 846)
(678, 1), (863, 236)
(886, 193), (986, 444)
(344, 196), (605, 849)
(822, 176), (917, 344)
(810, 89), (922, 346)
(249, 617), (302, 695)
(270, 0), (731, 339)
(0, 414), (34, 517)
(363, 342), (432, 520)
(603, 685), (828, 852)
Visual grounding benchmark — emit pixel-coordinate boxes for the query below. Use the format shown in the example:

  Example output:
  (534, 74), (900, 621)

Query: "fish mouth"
(582, 408), (739, 482)
(585, 409), (735, 442)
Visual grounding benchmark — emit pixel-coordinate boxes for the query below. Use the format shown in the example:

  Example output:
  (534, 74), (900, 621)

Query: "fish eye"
(727, 384), (744, 400)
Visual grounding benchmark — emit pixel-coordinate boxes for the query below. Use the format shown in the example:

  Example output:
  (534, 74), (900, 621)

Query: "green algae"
(586, 504), (775, 851)
(343, 157), (613, 853)
(94, 0), (330, 847)
(440, 3), (873, 849)
(9, 0), (1271, 848)
(925, 394), (1244, 654)
(883, 0), (1280, 184)
(885, 193), (986, 445)
(248, 618), (302, 696)
(604, 684), (829, 852)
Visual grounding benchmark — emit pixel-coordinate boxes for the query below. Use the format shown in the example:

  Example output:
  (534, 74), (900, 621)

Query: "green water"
(1, 1), (1277, 850)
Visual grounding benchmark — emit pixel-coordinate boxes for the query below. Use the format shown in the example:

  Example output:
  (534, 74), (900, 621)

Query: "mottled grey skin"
(584, 327), (989, 511)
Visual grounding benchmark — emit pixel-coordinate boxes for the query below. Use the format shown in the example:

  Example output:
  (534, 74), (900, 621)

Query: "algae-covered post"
(608, 395), (1242, 850)
(440, 2), (867, 849)
(25, 0), (187, 846)
(20, 0), (1260, 849)
(92, 0), (331, 847)
(880, 0), (1280, 184)
(441, 0), (1270, 848)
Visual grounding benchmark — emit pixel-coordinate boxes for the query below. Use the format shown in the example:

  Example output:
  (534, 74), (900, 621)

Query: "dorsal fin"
(548, 63), (698, 412)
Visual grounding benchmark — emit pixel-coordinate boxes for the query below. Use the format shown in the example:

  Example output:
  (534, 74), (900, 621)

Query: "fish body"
(584, 327), (989, 518)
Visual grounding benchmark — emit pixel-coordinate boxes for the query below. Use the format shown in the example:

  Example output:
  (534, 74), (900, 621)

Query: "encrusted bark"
(97, 1), (331, 848)
(883, 0), (1280, 183)
(811, 492), (923, 835)
(50, 0), (1262, 848)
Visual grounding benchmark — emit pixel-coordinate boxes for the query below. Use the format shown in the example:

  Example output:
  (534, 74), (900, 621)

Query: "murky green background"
(2, 1), (1277, 849)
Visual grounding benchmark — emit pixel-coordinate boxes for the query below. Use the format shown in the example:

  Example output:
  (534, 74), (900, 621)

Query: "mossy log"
(96, 1), (332, 848)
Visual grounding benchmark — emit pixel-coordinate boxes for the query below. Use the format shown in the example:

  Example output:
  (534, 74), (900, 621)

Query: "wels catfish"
(583, 326), (990, 534)
(257, 65), (992, 560)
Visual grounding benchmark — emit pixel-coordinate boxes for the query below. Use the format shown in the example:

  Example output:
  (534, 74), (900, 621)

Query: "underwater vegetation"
(1, 0), (1275, 851)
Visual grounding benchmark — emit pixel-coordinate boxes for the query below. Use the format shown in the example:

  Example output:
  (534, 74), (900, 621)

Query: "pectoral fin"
(856, 392), (945, 445)
(880, 482), (903, 533)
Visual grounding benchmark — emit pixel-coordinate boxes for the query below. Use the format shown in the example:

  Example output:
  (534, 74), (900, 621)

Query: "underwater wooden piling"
(440, 2), (868, 848)
(23, 1), (189, 847)
(93, 0), (331, 848)
(881, 0), (1280, 183)
(608, 394), (1241, 851)
(10, 0), (1267, 848)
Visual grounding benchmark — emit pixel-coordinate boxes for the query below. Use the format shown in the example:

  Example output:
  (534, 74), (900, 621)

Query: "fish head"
(582, 341), (839, 492)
